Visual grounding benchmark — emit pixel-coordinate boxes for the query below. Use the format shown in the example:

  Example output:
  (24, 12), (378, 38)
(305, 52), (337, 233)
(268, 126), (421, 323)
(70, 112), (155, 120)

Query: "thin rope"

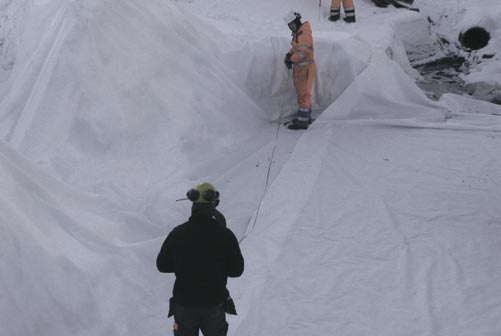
(239, 70), (291, 243)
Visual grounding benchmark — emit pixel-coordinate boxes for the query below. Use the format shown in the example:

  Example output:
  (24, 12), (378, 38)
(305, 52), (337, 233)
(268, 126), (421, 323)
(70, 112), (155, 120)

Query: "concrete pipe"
(459, 26), (490, 50)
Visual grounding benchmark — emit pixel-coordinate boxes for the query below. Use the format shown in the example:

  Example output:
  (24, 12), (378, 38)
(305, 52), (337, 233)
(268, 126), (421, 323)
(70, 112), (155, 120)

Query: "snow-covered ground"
(1, 0), (501, 335)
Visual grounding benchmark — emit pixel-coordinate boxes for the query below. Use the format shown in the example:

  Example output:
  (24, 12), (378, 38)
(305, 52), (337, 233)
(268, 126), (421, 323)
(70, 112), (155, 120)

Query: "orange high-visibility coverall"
(288, 21), (316, 111)
(331, 0), (355, 9)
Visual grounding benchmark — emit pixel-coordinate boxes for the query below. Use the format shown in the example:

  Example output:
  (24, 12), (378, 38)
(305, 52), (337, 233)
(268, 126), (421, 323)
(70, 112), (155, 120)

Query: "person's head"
(186, 182), (220, 206)
(284, 10), (302, 32)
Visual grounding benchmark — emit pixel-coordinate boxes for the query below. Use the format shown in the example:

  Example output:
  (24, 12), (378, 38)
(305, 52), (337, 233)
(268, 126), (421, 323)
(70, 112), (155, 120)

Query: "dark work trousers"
(174, 304), (228, 336)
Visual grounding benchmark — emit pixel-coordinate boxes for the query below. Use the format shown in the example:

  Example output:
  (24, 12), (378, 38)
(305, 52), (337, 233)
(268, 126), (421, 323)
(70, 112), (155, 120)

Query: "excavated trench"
(412, 26), (500, 105)
(414, 55), (467, 101)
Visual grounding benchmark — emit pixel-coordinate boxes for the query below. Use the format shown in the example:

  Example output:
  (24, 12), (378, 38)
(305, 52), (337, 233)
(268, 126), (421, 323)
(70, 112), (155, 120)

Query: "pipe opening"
(459, 27), (490, 50)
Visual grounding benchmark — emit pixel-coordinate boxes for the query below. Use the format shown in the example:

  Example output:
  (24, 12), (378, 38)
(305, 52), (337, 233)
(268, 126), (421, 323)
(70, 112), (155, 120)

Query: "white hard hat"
(284, 10), (301, 24)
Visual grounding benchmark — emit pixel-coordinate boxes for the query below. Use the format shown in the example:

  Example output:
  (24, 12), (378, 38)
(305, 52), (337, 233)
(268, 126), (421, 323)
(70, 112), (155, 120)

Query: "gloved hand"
(284, 53), (292, 69)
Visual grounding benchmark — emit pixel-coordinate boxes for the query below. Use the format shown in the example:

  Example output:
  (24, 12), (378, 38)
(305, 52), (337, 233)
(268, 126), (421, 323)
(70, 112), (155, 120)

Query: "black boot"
(288, 108), (311, 130)
(343, 7), (356, 23)
(328, 8), (340, 22)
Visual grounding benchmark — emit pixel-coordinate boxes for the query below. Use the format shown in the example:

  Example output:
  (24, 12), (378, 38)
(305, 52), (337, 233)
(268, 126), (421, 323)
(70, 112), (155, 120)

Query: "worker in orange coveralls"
(283, 11), (316, 130)
(329, 0), (356, 23)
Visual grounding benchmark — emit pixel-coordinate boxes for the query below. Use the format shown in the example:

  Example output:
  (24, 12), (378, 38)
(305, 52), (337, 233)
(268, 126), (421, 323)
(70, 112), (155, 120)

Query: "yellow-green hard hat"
(186, 182), (220, 203)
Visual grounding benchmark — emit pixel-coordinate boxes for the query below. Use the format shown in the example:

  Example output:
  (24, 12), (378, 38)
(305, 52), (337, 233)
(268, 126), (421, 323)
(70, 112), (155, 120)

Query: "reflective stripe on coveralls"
(293, 45), (313, 59)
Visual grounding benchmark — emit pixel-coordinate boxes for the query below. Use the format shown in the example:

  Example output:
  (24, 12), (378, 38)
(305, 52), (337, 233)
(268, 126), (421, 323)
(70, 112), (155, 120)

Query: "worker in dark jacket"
(157, 182), (244, 336)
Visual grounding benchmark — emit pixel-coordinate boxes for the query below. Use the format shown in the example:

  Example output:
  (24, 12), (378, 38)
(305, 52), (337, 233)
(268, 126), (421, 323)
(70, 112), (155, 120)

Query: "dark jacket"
(156, 205), (244, 307)
(213, 208), (227, 228)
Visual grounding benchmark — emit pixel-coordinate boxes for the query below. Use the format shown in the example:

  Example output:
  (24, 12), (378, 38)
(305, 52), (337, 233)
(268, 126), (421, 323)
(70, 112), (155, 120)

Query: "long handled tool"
(388, 0), (420, 12)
